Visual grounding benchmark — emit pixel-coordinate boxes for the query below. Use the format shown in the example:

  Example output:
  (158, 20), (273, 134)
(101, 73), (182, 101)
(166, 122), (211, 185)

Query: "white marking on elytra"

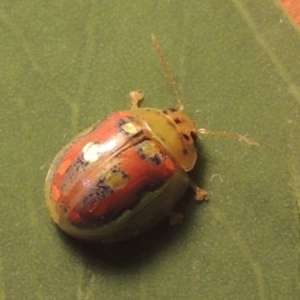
(121, 122), (140, 134)
(82, 140), (117, 163)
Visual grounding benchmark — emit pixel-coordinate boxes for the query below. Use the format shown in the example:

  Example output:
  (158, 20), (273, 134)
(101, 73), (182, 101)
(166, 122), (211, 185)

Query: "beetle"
(45, 35), (258, 243)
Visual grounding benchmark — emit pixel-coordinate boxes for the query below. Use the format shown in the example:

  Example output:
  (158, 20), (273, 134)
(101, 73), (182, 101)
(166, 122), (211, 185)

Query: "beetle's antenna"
(198, 128), (259, 146)
(151, 34), (184, 111)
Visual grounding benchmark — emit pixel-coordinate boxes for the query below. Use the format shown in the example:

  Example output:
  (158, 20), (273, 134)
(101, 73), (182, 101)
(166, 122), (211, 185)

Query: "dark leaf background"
(0, 1), (299, 299)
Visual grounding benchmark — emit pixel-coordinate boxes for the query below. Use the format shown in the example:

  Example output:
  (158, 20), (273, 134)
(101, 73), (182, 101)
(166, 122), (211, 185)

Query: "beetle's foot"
(189, 181), (209, 201)
(168, 211), (184, 225)
(195, 188), (209, 201)
(129, 90), (144, 108)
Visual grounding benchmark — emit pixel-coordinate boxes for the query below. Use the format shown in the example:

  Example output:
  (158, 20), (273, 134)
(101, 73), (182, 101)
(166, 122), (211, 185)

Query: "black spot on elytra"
(60, 154), (90, 190)
(183, 148), (188, 155)
(110, 164), (129, 179)
(118, 117), (134, 135)
(71, 179), (166, 229)
(72, 155), (89, 174)
(80, 180), (114, 209)
(149, 153), (163, 165)
(117, 118), (128, 127)
(78, 155), (90, 167)
(137, 149), (163, 165)
(136, 142), (163, 166)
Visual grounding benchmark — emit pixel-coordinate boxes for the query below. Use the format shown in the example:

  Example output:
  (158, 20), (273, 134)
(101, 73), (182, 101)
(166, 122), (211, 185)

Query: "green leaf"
(0, 1), (299, 299)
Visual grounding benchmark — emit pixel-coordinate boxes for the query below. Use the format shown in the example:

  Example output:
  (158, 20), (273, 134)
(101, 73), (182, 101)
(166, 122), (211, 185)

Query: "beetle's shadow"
(57, 143), (208, 273)
(57, 219), (188, 273)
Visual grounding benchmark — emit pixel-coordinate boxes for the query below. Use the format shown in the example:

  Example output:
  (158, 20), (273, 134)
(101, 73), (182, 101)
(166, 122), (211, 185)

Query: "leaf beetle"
(45, 35), (258, 243)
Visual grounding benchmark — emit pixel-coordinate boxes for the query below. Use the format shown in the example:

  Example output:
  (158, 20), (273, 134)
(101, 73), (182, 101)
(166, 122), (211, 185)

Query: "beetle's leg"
(168, 182), (208, 225)
(168, 211), (184, 225)
(189, 180), (209, 201)
(129, 90), (144, 108)
(168, 181), (208, 225)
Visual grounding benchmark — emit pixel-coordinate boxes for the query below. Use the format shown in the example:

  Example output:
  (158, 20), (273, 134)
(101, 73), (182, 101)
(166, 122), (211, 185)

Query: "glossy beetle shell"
(45, 102), (204, 243)
(46, 33), (258, 243)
